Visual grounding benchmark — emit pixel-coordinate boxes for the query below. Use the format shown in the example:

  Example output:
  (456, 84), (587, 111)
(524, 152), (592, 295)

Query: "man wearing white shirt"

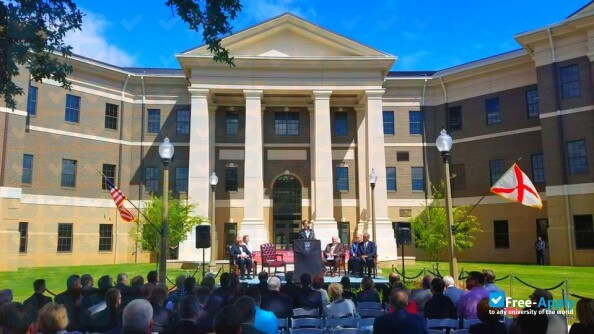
(323, 236), (346, 277)
(231, 237), (253, 280)
(243, 235), (252, 253)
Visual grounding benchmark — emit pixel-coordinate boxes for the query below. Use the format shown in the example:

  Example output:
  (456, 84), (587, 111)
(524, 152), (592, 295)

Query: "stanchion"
(510, 273), (514, 299)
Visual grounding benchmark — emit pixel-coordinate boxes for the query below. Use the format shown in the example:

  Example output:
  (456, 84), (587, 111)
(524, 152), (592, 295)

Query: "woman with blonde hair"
(37, 303), (71, 334)
(325, 283), (357, 318)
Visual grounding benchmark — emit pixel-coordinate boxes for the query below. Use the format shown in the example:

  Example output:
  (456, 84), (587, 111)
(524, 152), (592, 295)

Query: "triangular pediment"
(181, 13), (392, 58)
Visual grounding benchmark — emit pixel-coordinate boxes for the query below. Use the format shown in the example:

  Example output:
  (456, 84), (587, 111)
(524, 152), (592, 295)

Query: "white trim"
(0, 107), (28, 117)
(0, 187), (22, 199)
(384, 142), (434, 147)
(546, 183), (594, 196)
(386, 198), (428, 207)
(215, 143), (245, 147)
(20, 194), (136, 208)
(539, 105), (594, 119)
(28, 125), (190, 147)
(190, 84), (385, 91)
(452, 193), (547, 206)
(454, 126), (541, 144)
(433, 49), (528, 78)
(333, 199), (358, 207)
(264, 143), (310, 148)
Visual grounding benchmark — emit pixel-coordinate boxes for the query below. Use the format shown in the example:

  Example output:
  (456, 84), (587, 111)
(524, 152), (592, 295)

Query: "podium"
(293, 239), (325, 279)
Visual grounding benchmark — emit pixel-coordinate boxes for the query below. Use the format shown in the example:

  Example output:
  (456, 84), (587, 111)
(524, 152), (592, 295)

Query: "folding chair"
(452, 329), (469, 334)
(293, 308), (320, 318)
(290, 329), (325, 334)
(325, 317), (358, 329)
(277, 317), (289, 333)
(358, 317), (375, 330)
(428, 330), (447, 334)
(333, 329), (370, 334)
(357, 302), (382, 310)
(461, 319), (481, 329)
(427, 318), (459, 330)
(291, 317), (323, 329)
(358, 308), (384, 318)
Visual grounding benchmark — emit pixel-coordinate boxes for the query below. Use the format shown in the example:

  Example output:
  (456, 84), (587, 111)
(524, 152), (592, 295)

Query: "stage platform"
(239, 272), (388, 285)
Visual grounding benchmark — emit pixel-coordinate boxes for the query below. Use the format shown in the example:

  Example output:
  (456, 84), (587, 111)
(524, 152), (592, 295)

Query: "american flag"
(104, 176), (135, 222)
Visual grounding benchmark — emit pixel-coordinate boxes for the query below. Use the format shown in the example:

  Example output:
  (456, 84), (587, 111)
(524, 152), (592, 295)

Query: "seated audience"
(260, 276), (292, 319)
(424, 278), (456, 319)
(411, 274), (433, 313)
(116, 273), (139, 307)
(295, 273), (323, 315)
(121, 299), (153, 334)
(213, 305), (240, 334)
(90, 288), (122, 333)
(149, 287), (170, 333)
(233, 296), (266, 334)
(380, 272), (400, 305)
(443, 275), (464, 305)
(245, 287), (277, 334)
(37, 303), (73, 334)
(184, 276), (197, 295)
(213, 272), (233, 305)
(164, 295), (206, 334)
(373, 289), (427, 334)
(257, 271), (269, 298)
(340, 276), (356, 301)
(570, 298), (594, 334)
(483, 270), (505, 296)
(200, 276), (216, 292)
(80, 274), (98, 296)
(392, 282), (418, 315)
(313, 275), (330, 305)
(0, 302), (36, 334)
(167, 275), (187, 306)
(468, 298), (506, 334)
(457, 271), (489, 320)
(0, 289), (13, 308)
(146, 271), (159, 286)
(513, 289), (565, 334)
(280, 271), (300, 308)
(54, 274), (82, 331)
(195, 286), (219, 333)
(140, 283), (154, 300)
(23, 279), (52, 311)
(325, 283), (357, 318)
(130, 276), (144, 288)
(357, 276), (380, 303)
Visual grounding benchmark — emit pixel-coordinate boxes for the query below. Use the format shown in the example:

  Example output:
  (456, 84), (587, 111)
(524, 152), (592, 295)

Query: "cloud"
(237, 0), (317, 25)
(64, 10), (137, 67)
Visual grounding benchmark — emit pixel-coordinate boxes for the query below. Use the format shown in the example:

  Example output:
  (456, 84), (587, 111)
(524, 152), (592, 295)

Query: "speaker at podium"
(293, 239), (325, 279)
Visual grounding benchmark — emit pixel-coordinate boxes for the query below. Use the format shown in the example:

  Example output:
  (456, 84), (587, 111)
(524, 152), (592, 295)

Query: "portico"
(176, 13), (398, 263)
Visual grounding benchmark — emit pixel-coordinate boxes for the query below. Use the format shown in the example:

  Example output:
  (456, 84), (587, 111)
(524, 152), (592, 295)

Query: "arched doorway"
(272, 175), (302, 250)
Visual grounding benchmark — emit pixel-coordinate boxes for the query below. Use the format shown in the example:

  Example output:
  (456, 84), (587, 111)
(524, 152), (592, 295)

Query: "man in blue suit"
(347, 234), (362, 276)
(374, 289), (428, 334)
(360, 233), (377, 277)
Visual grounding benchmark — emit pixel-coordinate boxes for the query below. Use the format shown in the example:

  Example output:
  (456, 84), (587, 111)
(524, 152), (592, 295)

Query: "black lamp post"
(369, 169), (377, 243)
(158, 137), (174, 284)
(209, 172), (219, 268)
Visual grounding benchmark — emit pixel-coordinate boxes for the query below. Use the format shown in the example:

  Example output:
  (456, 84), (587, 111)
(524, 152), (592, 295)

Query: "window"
(104, 103), (118, 130)
(493, 220), (510, 249)
(274, 112), (299, 136)
(61, 159), (77, 187)
(57, 223), (73, 252)
(224, 222), (238, 248)
(175, 167), (189, 192)
(19, 222), (28, 253)
(396, 151), (409, 162)
(411, 167), (424, 191)
(560, 64), (580, 99)
(176, 110), (190, 134)
(22, 154), (33, 184)
(225, 166), (238, 192)
(102, 164), (116, 190)
(147, 109), (160, 133)
(65, 94), (80, 123)
(489, 159), (505, 185)
(409, 110), (422, 135)
(386, 167), (397, 191)
(145, 167), (160, 193)
(567, 140), (588, 174)
(335, 166), (349, 191)
(27, 86), (37, 116)
(451, 164), (466, 190)
(448, 106), (462, 131)
(383, 111), (394, 135)
(485, 97), (501, 125)
(531, 154), (545, 183)
(337, 222), (350, 246)
(526, 89), (539, 118)
(226, 112), (239, 136)
(574, 215), (594, 249)
(99, 224), (113, 251)
(334, 113), (347, 136)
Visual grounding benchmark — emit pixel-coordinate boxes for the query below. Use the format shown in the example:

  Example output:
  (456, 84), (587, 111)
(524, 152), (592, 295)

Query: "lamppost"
(369, 169), (377, 242)
(158, 137), (174, 284)
(436, 128), (458, 286)
(209, 172), (219, 268)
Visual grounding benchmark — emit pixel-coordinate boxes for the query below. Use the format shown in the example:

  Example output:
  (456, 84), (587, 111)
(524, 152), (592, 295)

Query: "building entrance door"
(272, 175), (302, 250)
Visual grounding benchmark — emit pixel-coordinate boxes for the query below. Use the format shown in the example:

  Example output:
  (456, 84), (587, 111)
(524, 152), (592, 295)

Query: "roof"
(70, 53), (185, 77)
(387, 71), (436, 78)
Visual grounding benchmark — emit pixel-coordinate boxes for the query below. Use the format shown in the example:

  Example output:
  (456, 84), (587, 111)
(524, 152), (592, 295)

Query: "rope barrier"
(513, 276), (565, 291)
(426, 270), (442, 278)
(568, 292), (592, 299)
(495, 274), (511, 282)
(394, 268), (425, 280)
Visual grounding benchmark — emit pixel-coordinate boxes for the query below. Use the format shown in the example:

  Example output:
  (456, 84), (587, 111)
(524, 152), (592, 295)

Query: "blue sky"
(68, 0), (587, 71)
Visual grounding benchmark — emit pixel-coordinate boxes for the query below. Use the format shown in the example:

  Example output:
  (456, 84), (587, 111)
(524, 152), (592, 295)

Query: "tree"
(409, 182), (482, 261)
(2, 0), (241, 109)
(132, 193), (207, 258)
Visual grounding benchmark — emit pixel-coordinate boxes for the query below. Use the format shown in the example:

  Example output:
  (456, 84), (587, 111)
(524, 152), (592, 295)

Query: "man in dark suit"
(295, 273), (323, 316)
(374, 289), (428, 334)
(115, 273), (140, 307)
(256, 271), (269, 298)
(298, 220), (316, 239)
(261, 276), (293, 319)
(196, 286), (223, 333)
(360, 233), (377, 277)
(23, 279), (52, 311)
(348, 234), (363, 276)
(230, 237), (253, 279)
(280, 271), (301, 308)
(165, 295), (208, 334)
(54, 274), (82, 331)
(411, 274), (433, 313)
(323, 236), (346, 276)
(80, 274), (99, 296)
(423, 278), (456, 319)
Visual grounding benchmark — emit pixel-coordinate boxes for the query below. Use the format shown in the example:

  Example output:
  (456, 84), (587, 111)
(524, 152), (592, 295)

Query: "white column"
(365, 89), (398, 261)
(179, 88), (212, 262)
(355, 106), (369, 236)
(312, 90), (338, 247)
(240, 90), (267, 251)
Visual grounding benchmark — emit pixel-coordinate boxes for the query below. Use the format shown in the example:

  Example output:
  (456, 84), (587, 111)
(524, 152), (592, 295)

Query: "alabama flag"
(490, 163), (543, 209)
